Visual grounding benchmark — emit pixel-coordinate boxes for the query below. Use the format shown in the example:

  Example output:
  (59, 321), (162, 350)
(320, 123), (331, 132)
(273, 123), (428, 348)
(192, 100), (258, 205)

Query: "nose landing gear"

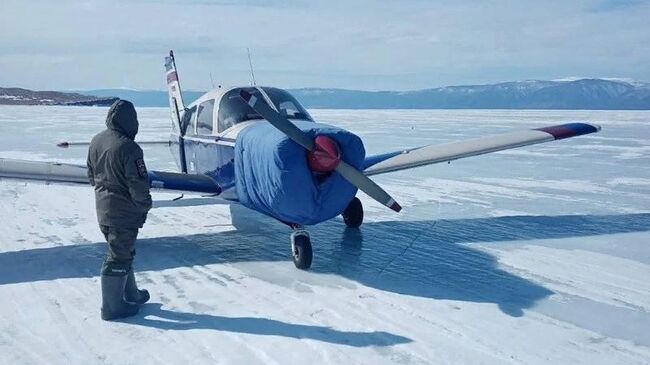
(286, 197), (362, 270)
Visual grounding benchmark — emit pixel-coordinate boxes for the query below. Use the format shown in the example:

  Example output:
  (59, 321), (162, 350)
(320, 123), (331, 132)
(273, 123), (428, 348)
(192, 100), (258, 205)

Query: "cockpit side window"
(196, 99), (215, 135)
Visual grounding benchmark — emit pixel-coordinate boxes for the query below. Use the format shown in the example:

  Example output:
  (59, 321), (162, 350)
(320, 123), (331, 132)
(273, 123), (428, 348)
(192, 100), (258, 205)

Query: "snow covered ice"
(1, 106), (649, 364)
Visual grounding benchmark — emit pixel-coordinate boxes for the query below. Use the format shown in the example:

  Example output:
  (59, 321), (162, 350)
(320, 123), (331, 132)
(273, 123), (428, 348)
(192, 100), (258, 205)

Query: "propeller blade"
(239, 89), (402, 213)
(239, 90), (314, 151)
(335, 161), (402, 212)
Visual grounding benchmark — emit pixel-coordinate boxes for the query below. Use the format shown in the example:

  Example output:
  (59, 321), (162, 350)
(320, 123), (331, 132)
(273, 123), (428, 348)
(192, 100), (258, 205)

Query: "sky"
(1, 0), (649, 91)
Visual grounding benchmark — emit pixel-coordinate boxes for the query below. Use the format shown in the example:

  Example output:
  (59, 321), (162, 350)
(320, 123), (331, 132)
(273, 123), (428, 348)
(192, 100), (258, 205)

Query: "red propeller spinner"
(307, 135), (341, 173)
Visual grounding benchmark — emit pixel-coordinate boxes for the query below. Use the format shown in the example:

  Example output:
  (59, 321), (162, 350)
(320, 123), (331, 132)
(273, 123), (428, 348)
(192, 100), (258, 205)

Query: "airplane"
(0, 50), (601, 270)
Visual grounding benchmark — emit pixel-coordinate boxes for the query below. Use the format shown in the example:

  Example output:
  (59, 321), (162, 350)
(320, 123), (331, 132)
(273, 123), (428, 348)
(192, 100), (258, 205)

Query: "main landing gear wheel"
(342, 197), (363, 228)
(291, 230), (313, 270)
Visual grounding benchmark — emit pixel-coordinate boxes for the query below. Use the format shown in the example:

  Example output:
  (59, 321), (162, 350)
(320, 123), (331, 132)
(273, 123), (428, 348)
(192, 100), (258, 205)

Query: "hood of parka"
(105, 99), (138, 140)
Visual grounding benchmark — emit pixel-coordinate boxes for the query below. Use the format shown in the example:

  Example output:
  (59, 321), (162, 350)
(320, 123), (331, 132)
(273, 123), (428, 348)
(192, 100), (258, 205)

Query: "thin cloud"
(0, 0), (648, 90)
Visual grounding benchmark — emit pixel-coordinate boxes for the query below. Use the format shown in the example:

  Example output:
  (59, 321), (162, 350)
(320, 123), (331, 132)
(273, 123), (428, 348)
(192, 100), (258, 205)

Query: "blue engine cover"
(235, 120), (365, 225)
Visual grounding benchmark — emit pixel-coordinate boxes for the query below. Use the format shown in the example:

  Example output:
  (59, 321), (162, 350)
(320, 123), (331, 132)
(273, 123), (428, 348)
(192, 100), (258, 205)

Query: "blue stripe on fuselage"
(169, 135), (238, 199)
(148, 170), (221, 194)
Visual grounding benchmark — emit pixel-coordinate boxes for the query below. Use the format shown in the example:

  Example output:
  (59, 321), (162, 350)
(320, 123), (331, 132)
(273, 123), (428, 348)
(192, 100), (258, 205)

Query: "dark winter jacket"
(87, 100), (152, 228)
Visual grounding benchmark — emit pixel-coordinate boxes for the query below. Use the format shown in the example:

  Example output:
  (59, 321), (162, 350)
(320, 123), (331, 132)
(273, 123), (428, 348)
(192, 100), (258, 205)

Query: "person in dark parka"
(87, 99), (152, 320)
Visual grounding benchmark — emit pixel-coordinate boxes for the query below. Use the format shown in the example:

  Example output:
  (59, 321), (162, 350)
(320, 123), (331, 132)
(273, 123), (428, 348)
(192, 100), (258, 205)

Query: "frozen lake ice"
(0, 106), (649, 364)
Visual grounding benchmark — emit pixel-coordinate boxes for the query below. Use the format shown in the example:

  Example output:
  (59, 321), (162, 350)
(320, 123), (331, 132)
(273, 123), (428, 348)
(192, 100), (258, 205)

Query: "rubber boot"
(101, 262), (139, 321)
(124, 269), (150, 305)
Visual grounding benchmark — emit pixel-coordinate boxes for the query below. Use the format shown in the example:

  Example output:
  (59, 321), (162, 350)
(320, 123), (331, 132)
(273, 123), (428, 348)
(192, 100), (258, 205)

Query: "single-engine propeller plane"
(0, 51), (601, 269)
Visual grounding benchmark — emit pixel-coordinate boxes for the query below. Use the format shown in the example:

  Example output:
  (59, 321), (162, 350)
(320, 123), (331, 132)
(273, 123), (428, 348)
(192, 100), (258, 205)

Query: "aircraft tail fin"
(165, 50), (186, 134)
(165, 50), (188, 173)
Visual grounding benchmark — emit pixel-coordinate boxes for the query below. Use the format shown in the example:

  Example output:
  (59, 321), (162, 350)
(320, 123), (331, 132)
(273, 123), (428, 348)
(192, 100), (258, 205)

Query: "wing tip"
(535, 122), (601, 140)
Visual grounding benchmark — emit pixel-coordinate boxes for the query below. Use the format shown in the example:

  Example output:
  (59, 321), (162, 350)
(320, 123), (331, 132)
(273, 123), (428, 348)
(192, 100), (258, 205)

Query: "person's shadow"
(126, 303), (411, 347)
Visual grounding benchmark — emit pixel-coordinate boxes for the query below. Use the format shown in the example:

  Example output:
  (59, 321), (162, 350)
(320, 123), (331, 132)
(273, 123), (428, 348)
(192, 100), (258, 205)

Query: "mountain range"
(81, 79), (650, 110)
(0, 87), (117, 106)
(3, 78), (649, 109)
(290, 79), (650, 110)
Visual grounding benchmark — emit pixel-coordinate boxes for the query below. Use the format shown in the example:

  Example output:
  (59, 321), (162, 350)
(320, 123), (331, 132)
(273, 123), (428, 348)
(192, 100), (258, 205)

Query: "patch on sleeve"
(135, 159), (148, 178)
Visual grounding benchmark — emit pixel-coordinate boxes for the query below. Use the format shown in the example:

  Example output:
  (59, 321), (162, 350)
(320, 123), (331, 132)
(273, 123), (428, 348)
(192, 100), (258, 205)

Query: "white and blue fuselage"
(167, 86), (366, 226)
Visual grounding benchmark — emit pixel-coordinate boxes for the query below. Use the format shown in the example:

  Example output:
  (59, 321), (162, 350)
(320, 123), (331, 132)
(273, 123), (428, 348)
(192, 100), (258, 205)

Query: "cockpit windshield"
(217, 87), (312, 132)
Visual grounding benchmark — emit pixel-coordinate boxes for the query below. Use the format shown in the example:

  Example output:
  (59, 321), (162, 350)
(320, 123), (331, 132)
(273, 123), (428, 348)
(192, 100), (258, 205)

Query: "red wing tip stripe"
(535, 123), (600, 140)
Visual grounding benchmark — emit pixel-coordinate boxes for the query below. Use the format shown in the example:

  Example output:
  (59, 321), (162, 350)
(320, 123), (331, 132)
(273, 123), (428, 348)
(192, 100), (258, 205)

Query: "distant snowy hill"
(81, 78), (650, 109)
(291, 79), (650, 109)
(0, 87), (117, 106)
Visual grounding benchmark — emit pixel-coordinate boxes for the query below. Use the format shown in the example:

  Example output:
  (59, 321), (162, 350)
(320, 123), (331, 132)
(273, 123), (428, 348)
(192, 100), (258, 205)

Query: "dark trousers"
(100, 225), (139, 276)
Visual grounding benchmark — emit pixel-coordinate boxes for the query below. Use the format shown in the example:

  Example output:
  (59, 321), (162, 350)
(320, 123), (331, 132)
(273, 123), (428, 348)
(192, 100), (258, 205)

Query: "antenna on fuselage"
(247, 47), (257, 86)
(209, 72), (216, 89)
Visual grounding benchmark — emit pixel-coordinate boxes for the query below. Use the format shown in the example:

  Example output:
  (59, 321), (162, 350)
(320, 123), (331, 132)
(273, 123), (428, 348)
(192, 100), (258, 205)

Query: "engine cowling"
(234, 120), (365, 225)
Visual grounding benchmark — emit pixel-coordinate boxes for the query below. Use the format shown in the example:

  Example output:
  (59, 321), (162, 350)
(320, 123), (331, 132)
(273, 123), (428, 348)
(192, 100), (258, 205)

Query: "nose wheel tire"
(291, 230), (313, 270)
(342, 197), (364, 228)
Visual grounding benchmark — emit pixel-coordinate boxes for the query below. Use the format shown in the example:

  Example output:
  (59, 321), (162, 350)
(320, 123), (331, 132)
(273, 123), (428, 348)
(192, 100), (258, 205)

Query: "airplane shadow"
(2, 210), (649, 318)
(123, 302), (412, 347)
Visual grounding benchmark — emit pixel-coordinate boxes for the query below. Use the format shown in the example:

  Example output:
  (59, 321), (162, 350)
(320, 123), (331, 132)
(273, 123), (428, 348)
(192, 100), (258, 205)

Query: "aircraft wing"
(363, 123), (600, 176)
(0, 158), (222, 195)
